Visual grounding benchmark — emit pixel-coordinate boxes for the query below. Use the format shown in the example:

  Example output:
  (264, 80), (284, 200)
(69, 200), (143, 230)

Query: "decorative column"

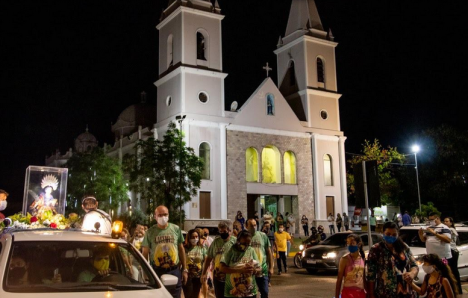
(338, 136), (348, 215)
(220, 123), (228, 219)
(183, 120), (191, 219)
(311, 133), (320, 220)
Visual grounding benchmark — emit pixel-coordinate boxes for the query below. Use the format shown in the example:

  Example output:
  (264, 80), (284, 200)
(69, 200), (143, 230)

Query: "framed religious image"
(22, 166), (68, 216)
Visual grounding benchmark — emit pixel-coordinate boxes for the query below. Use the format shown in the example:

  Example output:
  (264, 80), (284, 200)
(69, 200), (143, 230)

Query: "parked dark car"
(301, 231), (383, 274)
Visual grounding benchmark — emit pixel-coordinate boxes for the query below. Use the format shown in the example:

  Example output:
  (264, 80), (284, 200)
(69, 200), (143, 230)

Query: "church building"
(154, 0), (347, 233)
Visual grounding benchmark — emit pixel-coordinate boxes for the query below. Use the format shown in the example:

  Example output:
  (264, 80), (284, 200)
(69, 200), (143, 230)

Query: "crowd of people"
(334, 212), (462, 298)
(139, 206), (277, 298)
(136, 207), (462, 298)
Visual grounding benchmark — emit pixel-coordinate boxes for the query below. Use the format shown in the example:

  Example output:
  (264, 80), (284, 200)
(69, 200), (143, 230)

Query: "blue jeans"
(255, 275), (269, 298)
(213, 278), (225, 298)
(154, 266), (182, 298)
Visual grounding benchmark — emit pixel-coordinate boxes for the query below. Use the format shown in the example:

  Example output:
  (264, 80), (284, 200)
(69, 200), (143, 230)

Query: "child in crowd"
(335, 234), (366, 298)
(411, 254), (457, 298)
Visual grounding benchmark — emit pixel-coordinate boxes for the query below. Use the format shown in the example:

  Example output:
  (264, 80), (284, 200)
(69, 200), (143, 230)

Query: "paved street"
(269, 258), (337, 298)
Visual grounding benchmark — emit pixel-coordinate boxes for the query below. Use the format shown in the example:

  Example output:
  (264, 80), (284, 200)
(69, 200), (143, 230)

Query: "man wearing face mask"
(247, 218), (273, 298)
(201, 221), (236, 298)
(0, 189), (9, 220)
(142, 205), (186, 298)
(418, 212), (452, 260)
(274, 224), (291, 275)
(77, 246), (112, 282)
(220, 230), (260, 298)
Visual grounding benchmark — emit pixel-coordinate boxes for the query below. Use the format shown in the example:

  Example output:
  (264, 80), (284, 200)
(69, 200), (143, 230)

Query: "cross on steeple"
(263, 62), (272, 77)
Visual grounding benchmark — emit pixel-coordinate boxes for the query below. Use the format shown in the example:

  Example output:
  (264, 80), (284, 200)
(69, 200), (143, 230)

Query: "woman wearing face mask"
(335, 234), (366, 298)
(411, 254), (457, 298)
(183, 229), (207, 298)
(220, 230), (260, 298)
(367, 221), (419, 298)
(443, 217), (462, 294)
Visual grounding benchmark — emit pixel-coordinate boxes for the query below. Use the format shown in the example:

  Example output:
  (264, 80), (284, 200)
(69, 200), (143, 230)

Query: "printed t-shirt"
(251, 231), (270, 276)
(274, 231), (291, 252)
(185, 245), (207, 278)
(221, 246), (259, 298)
(207, 236), (236, 282)
(142, 223), (183, 269)
(425, 223), (452, 259)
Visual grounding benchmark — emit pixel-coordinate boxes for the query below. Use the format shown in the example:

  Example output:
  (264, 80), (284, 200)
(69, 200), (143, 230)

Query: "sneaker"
(285, 268), (288, 273)
(278, 271), (282, 275)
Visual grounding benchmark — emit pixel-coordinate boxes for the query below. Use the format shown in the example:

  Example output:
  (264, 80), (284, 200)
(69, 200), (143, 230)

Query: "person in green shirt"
(220, 230), (260, 298)
(183, 229), (207, 298)
(246, 218), (273, 298)
(201, 221), (236, 298)
(142, 205), (187, 298)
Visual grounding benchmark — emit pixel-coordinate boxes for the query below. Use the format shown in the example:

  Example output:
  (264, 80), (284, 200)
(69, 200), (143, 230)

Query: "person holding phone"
(418, 212), (451, 261)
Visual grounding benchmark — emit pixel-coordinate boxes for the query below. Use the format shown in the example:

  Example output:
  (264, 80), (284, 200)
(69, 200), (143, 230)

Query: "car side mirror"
(161, 274), (178, 290)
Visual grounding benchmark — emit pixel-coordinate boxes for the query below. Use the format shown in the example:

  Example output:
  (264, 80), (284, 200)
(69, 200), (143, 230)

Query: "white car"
(0, 228), (178, 298)
(399, 225), (468, 285)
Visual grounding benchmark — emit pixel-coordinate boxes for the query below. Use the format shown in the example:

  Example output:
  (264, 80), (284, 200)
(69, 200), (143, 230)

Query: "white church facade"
(45, 0), (348, 234)
(153, 0), (347, 233)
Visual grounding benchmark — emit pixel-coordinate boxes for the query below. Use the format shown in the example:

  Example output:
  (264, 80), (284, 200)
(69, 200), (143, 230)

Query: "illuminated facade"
(154, 0), (347, 233)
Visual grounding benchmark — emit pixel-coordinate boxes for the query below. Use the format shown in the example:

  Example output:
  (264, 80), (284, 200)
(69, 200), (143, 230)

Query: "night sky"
(1, 1), (467, 213)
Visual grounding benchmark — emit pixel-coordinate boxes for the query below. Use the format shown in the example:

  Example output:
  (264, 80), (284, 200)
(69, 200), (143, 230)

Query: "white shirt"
(82, 209), (112, 235)
(425, 223), (452, 259)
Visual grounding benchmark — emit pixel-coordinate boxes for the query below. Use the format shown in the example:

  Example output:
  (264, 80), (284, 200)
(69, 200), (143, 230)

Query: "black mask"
(9, 267), (26, 280)
(220, 232), (229, 240)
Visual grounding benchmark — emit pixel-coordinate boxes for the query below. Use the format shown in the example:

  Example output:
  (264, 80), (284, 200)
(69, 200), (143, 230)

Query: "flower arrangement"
(0, 212), (80, 232)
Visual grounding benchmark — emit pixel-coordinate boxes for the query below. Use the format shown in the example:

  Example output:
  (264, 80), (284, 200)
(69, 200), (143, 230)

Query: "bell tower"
(155, 0), (228, 123)
(275, 0), (342, 132)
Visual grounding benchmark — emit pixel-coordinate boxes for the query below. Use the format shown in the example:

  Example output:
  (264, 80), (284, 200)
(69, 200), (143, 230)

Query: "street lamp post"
(175, 115), (186, 226)
(412, 145), (422, 212)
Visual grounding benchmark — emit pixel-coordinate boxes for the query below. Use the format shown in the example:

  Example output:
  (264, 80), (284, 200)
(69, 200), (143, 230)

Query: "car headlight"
(414, 254), (424, 266)
(299, 244), (304, 250)
(323, 252), (337, 259)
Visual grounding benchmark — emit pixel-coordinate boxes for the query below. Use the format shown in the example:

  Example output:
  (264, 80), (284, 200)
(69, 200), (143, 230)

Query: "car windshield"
(399, 229), (426, 248)
(4, 241), (160, 293)
(320, 233), (349, 247)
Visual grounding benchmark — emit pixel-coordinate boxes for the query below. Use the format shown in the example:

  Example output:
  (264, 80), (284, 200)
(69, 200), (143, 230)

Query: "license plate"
(307, 259), (316, 264)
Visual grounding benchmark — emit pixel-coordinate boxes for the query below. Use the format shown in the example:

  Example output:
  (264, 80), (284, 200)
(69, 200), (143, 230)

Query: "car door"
(457, 230), (468, 279)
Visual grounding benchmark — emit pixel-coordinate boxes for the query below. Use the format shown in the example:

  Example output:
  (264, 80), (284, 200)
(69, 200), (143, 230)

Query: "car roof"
(400, 224), (468, 231)
(2, 228), (127, 243)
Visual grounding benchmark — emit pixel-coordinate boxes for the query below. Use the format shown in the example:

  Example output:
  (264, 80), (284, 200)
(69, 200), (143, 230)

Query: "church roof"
(111, 102), (156, 138)
(285, 0), (324, 36)
(74, 127), (98, 153)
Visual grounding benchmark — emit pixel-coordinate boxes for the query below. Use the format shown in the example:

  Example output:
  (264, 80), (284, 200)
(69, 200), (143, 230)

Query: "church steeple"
(285, 0), (323, 35)
(283, 0), (328, 44)
(155, 0), (227, 123)
(275, 0), (342, 130)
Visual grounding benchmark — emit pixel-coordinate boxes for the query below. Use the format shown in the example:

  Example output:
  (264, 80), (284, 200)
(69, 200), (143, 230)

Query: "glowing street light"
(412, 145), (421, 212)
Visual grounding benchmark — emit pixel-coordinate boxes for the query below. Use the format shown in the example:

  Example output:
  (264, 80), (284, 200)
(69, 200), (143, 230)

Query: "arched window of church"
(245, 147), (259, 182)
(317, 57), (325, 87)
(167, 34), (174, 68)
(197, 31), (207, 61)
(323, 154), (333, 186)
(199, 142), (211, 180)
(284, 151), (297, 184)
(262, 146), (281, 184)
(266, 93), (275, 116)
(289, 60), (296, 86)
